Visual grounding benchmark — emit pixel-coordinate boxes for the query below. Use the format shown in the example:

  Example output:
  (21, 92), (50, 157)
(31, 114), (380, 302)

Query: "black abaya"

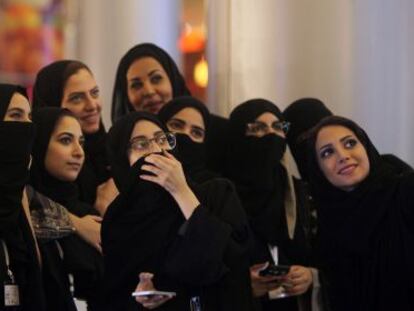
(306, 116), (414, 311)
(102, 112), (253, 311)
(0, 84), (46, 310)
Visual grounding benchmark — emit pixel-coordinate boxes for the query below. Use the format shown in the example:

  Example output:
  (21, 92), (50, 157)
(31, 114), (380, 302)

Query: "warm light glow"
(194, 57), (208, 88)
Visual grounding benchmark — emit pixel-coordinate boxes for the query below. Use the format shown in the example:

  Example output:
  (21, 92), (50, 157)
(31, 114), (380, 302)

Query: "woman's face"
(61, 68), (102, 134)
(246, 112), (286, 138)
(126, 57), (173, 114)
(128, 120), (173, 165)
(45, 116), (85, 182)
(315, 125), (370, 191)
(3, 92), (31, 122)
(166, 107), (205, 143)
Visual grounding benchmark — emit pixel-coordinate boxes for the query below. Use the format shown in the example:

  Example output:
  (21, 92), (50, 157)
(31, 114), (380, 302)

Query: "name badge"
(4, 282), (20, 307)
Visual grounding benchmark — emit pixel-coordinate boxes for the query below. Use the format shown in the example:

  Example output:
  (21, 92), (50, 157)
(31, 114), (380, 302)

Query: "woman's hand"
(250, 263), (284, 297)
(135, 273), (173, 309)
(69, 214), (102, 253)
(141, 151), (188, 194)
(141, 152), (199, 219)
(284, 265), (313, 296)
(94, 178), (119, 216)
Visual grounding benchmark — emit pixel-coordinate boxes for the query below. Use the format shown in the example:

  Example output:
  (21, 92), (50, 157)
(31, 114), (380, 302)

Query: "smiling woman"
(305, 116), (414, 311)
(32, 60), (114, 210)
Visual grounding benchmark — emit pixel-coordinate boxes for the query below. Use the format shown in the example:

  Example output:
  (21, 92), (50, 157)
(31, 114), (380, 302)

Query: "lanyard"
(1, 240), (15, 284)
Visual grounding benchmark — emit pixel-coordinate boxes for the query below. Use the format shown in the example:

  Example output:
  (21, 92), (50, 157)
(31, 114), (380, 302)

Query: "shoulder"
(194, 178), (247, 221)
(196, 177), (236, 197)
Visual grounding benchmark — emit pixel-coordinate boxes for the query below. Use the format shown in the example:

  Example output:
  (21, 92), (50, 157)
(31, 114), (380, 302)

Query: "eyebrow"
(129, 69), (162, 82)
(169, 118), (186, 125)
(191, 125), (205, 132)
(318, 135), (353, 151)
(67, 91), (85, 98)
(57, 132), (75, 138)
(7, 107), (25, 113)
(170, 118), (204, 131)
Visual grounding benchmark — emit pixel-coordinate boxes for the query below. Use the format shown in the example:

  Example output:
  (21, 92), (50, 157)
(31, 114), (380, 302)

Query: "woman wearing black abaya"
(33, 60), (116, 214)
(102, 112), (252, 310)
(305, 116), (414, 311)
(283, 97), (413, 180)
(110, 42), (229, 175)
(0, 84), (45, 310)
(30, 108), (104, 310)
(225, 99), (314, 311)
(158, 96), (219, 183)
(283, 98), (333, 182)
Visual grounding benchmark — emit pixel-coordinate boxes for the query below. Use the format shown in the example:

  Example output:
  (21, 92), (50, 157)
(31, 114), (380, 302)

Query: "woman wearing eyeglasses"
(225, 99), (315, 311)
(102, 112), (253, 310)
(158, 96), (219, 184)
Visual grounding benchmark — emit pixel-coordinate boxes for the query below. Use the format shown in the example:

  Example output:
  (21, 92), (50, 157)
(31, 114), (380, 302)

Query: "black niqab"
(0, 84), (45, 310)
(226, 99), (289, 246)
(0, 84), (34, 228)
(103, 112), (186, 309)
(111, 43), (190, 123)
(305, 116), (414, 311)
(158, 96), (218, 183)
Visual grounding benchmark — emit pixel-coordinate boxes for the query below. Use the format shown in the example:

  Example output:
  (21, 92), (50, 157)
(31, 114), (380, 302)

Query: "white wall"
(207, 0), (414, 165)
(73, 0), (181, 128)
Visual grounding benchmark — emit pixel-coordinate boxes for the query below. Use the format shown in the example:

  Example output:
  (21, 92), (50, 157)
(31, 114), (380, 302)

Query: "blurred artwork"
(0, 0), (68, 87)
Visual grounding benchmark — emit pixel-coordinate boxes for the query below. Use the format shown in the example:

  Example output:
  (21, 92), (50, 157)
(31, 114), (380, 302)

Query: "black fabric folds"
(226, 99), (289, 245)
(0, 83), (28, 119)
(0, 83), (46, 310)
(30, 107), (104, 310)
(103, 112), (253, 310)
(32, 60), (73, 108)
(305, 116), (414, 311)
(283, 98), (333, 180)
(158, 96), (218, 183)
(32, 60), (110, 204)
(111, 43), (190, 123)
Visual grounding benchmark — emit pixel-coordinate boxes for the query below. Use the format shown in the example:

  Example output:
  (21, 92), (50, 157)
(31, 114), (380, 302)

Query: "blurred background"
(1, 0), (414, 167)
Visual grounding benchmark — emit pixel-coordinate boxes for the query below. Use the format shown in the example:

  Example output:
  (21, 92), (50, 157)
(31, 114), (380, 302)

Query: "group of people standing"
(0, 42), (413, 311)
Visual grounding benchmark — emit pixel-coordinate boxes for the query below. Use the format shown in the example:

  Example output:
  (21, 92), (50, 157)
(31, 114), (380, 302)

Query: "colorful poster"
(0, 0), (68, 88)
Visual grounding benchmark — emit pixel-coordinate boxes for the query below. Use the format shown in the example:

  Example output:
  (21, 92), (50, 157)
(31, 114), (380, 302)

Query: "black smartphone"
(259, 264), (290, 277)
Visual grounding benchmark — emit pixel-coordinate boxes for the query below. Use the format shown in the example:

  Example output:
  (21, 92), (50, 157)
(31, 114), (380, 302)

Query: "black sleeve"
(0, 182), (25, 233)
(400, 173), (414, 232)
(163, 180), (251, 286)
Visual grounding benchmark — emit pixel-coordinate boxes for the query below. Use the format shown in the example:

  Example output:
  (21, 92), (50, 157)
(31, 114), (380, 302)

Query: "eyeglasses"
(246, 121), (290, 135)
(128, 132), (176, 153)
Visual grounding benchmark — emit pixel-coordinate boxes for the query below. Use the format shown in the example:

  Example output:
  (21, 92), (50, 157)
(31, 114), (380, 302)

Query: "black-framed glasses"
(128, 132), (176, 153)
(246, 121), (290, 135)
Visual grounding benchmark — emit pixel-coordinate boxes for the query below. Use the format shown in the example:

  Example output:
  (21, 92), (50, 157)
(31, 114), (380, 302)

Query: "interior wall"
(207, 0), (414, 165)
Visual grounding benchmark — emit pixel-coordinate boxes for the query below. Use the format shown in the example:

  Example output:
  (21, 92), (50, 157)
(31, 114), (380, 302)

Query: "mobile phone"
(259, 264), (290, 277)
(132, 290), (176, 298)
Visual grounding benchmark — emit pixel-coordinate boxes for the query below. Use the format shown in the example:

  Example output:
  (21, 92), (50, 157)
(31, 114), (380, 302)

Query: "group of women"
(0, 42), (413, 311)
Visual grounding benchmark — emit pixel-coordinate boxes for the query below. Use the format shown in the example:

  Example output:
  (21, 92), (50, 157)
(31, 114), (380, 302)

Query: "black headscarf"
(226, 99), (289, 246)
(32, 60), (74, 108)
(30, 107), (103, 308)
(0, 83), (28, 119)
(111, 43), (190, 123)
(158, 96), (218, 183)
(305, 116), (414, 310)
(103, 111), (186, 309)
(33, 60), (109, 204)
(29, 107), (92, 216)
(283, 98), (333, 180)
(0, 84), (46, 310)
(0, 84), (34, 228)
